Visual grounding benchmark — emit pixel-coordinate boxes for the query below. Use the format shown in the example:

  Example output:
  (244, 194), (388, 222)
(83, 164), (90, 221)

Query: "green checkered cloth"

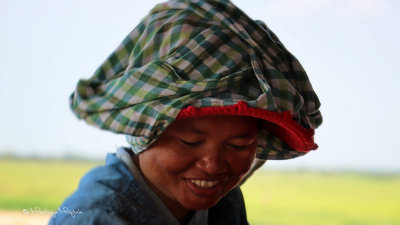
(70, 0), (322, 161)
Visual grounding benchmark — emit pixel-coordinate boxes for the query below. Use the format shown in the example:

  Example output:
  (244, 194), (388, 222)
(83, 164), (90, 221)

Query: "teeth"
(195, 180), (201, 186)
(190, 179), (218, 188)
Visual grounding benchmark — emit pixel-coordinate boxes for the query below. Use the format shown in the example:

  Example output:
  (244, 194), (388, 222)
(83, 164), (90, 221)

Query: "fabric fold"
(69, 0), (322, 161)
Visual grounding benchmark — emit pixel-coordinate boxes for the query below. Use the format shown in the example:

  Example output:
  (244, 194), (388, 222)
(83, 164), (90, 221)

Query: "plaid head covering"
(70, 0), (322, 162)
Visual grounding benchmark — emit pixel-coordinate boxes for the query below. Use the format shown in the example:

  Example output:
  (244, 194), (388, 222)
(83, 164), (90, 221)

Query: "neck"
(131, 154), (193, 224)
(164, 200), (192, 225)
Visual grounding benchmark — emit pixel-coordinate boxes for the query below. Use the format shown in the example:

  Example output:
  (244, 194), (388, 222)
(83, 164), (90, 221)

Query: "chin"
(181, 196), (223, 210)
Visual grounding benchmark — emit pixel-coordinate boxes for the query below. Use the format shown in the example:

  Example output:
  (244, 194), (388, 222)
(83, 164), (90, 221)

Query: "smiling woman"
(48, 0), (322, 224)
(138, 116), (258, 223)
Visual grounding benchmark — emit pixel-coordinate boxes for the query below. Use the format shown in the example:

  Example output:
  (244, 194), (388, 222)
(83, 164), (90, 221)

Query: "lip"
(184, 178), (226, 197)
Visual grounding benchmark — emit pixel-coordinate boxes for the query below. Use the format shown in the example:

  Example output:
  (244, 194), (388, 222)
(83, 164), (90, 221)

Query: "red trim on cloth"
(176, 101), (317, 153)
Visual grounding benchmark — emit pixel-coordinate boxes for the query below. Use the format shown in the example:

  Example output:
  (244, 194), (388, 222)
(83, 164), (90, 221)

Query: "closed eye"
(180, 140), (202, 147)
(227, 139), (256, 150)
(227, 144), (249, 150)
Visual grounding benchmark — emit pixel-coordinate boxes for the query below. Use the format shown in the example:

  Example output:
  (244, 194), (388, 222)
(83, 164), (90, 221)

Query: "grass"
(241, 170), (400, 225)
(0, 158), (101, 210)
(1, 158), (400, 225)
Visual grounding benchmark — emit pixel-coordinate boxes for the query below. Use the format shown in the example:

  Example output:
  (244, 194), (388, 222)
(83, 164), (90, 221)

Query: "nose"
(195, 150), (228, 175)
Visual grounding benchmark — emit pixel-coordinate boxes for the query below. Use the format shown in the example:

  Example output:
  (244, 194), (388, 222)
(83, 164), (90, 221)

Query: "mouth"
(185, 178), (227, 198)
(190, 179), (219, 188)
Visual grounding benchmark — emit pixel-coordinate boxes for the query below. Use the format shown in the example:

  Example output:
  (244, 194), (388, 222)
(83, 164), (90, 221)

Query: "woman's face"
(138, 115), (258, 213)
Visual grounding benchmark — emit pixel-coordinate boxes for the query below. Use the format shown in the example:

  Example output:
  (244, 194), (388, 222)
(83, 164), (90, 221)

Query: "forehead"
(165, 116), (258, 135)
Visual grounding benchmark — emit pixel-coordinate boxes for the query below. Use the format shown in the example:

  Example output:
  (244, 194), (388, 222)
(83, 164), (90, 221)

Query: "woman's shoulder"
(77, 153), (135, 191)
(49, 153), (172, 225)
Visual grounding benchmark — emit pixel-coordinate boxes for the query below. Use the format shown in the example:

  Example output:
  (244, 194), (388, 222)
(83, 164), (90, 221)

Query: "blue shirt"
(49, 148), (249, 225)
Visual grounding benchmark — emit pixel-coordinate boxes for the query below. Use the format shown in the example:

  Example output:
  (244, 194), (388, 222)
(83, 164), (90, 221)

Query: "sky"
(1, 0), (399, 172)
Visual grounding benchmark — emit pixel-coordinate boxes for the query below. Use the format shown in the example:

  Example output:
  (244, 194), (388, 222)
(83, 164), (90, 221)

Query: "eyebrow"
(231, 133), (257, 139)
(186, 127), (208, 135)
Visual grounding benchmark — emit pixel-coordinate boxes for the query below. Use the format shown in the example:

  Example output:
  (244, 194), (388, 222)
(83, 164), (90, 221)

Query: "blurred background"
(1, 0), (399, 224)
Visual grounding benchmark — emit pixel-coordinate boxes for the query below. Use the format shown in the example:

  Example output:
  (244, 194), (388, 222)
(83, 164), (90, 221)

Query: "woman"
(49, 0), (322, 224)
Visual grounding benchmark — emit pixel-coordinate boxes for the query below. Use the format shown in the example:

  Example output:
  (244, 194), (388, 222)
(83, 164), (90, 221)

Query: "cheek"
(140, 146), (193, 176)
(227, 149), (257, 177)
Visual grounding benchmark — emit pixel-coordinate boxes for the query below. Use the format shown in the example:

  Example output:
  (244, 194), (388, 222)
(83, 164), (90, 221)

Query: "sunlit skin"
(136, 115), (258, 224)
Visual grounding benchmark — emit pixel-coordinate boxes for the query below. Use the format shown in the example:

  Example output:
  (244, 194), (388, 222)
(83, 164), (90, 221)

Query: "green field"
(1, 158), (399, 225)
